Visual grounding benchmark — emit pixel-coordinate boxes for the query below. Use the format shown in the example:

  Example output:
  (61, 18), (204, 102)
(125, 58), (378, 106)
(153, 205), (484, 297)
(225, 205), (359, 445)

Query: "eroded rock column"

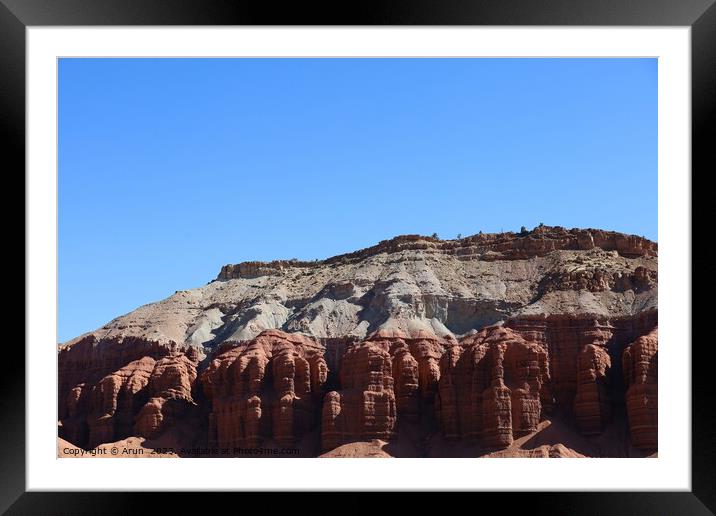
(574, 344), (612, 435)
(623, 328), (658, 451)
(201, 330), (327, 451)
(437, 326), (549, 449)
(320, 343), (396, 451)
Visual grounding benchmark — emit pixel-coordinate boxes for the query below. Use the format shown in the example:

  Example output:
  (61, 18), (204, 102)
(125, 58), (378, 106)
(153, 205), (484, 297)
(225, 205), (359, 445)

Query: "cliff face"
(58, 226), (658, 457)
(437, 326), (549, 447)
(201, 330), (327, 449)
(623, 328), (658, 450)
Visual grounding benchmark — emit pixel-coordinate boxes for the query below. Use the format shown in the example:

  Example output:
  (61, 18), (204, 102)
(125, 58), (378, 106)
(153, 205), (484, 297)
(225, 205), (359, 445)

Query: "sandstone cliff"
(58, 226), (658, 457)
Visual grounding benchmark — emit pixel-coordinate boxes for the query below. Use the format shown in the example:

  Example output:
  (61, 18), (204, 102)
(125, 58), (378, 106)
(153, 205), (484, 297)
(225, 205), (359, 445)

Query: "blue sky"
(58, 58), (657, 342)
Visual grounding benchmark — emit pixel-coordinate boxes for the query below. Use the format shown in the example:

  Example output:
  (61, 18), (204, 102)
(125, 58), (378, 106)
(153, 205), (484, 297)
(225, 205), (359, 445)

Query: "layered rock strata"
(201, 331), (328, 449)
(436, 326), (549, 447)
(321, 343), (396, 451)
(574, 344), (612, 435)
(59, 320), (657, 455)
(623, 328), (658, 450)
(218, 226), (656, 281)
(67, 226), (657, 346)
(58, 226), (658, 456)
(60, 351), (200, 449)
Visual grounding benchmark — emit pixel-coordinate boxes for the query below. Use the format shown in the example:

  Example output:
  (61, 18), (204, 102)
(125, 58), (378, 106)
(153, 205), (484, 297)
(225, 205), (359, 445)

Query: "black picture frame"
(4, 0), (711, 513)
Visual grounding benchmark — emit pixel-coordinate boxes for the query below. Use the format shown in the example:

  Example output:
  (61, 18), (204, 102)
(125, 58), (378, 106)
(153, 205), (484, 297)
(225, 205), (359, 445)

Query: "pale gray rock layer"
(64, 227), (657, 351)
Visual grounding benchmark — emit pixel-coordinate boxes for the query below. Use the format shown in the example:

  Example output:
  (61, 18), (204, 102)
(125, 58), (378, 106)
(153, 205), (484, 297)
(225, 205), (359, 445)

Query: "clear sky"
(58, 58), (657, 342)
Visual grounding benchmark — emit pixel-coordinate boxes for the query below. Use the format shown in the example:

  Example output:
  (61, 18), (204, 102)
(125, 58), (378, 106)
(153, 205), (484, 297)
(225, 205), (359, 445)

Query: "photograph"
(56, 57), (659, 459)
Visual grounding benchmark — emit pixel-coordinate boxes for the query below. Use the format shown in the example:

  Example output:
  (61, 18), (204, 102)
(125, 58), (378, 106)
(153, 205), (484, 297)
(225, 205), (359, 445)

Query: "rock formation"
(86, 356), (156, 448)
(321, 343), (396, 451)
(436, 326), (549, 448)
(201, 330), (327, 450)
(574, 344), (612, 435)
(623, 328), (658, 451)
(134, 353), (199, 439)
(57, 226), (658, 457)
(60, 351), (201, 449)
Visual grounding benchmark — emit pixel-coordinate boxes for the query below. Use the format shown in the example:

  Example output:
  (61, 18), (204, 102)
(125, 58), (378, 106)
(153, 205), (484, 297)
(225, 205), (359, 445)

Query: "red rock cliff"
(623, 328), (658, 451)
(437, 326), (549, 448)
(201, 330), (327, 450)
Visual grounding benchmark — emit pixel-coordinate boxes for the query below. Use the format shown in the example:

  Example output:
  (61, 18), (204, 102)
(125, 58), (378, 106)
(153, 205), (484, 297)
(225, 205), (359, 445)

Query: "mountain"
(58, 226), (658, 458)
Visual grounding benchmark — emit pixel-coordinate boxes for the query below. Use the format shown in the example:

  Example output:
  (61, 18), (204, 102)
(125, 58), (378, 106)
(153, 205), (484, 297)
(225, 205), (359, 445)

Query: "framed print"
(4, 0), (712, 512)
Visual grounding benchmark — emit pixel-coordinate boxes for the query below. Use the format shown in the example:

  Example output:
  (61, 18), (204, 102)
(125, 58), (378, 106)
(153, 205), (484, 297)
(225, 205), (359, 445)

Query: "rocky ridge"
(58, 226), (658, 457)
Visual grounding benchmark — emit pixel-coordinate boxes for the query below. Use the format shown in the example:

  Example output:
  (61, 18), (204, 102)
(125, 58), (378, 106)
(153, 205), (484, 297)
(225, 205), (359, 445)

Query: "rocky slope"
(58, 226), (658, 457)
